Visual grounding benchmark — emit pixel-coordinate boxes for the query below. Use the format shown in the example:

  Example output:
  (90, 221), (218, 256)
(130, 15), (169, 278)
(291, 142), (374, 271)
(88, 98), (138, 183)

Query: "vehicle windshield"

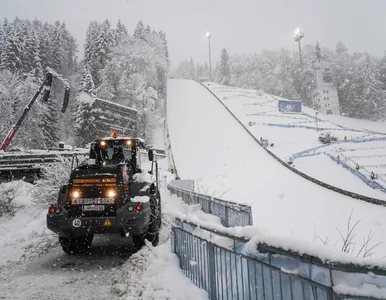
(95, 140), (133, 165)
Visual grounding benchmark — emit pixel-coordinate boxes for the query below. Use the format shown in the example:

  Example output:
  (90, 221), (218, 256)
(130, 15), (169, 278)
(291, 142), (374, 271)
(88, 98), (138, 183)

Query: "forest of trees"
(0, 17), (169, 150)
(75, 20), (169, 147)
(176, 43), (386, 120)
(0, 18), (77, 149)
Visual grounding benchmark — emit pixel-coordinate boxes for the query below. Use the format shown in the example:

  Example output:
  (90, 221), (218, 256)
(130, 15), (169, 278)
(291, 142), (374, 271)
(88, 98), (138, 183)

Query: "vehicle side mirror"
(89, 143), (96, 159)
(60, 185), (67, 194)
(57, 185), (67, 205)
(148, 149), (154, 161)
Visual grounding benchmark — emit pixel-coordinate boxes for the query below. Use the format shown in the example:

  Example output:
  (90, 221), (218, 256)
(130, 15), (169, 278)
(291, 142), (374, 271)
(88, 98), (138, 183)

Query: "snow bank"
(132, 195), (150, 203)
(133, 170), (155, 183)
(0, 181), (56, 266)
(121, 244), (207, 300)
(334, 283), (386, 299)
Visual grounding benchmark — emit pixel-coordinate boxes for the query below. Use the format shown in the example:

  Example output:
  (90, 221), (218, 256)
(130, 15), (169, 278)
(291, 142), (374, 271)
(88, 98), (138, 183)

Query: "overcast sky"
(1, 0), (386, 67)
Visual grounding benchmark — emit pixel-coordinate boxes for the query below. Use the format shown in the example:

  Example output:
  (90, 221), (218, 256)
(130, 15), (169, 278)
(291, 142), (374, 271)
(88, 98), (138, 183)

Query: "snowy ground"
(166, 79), (386, 258)
(0, 113), (208, 299)
(0, 176), (209, 300)
(202, 82), (386, 199)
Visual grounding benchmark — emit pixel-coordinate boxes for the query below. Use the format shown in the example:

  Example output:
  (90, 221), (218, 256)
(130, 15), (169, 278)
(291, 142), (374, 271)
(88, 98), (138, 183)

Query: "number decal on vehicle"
(72, 219), (81, 228)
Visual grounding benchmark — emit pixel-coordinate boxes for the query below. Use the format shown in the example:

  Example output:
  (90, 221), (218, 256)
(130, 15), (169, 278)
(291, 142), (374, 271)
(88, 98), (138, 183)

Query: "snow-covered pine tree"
(74, 71), (95, 147)
(133, 21), (145, 40)
(23, 25), (43, 77)
(203, 61), (209, 78)
(60, 22), (77, 75)
(84, 21), (100, 87)
(350, 53), (384, 119)
(144, 25), (151, 36)
(136, 86), (158, 142)
(379, 51), (386, 91)
(44, 21), (63, 72)
(219, 48), (231, 85)
(196, 62), (202, 78)
(189, 58), (196, 79)
(82, 72), (96, 96)
(334, 42), (353, 115)
(175, 60), (191, 79)
(277, 49), (298, 99)
(0, 21), (23, 72)
(159, 31), (169, 62)
(0, 19), (10, 54)
(0, 71), (20, 139)
(315, 42), (322, 62)
(115, 20), (128, 44)
(92, 20), (115, 87)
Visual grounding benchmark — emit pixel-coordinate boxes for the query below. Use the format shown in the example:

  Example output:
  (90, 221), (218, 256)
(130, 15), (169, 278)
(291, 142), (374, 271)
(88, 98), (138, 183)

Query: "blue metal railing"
(172, 219), (386, 300)
(168, 183), (253, 227)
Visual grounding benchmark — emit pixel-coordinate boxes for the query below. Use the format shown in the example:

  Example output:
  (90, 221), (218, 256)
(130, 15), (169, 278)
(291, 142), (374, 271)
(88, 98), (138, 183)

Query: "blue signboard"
(278, 100), (302, 113)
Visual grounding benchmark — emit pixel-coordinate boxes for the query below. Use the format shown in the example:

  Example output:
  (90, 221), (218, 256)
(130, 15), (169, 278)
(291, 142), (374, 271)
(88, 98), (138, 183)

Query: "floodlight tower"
(293, 28), (305, 70)
(206, 32), (212, 81)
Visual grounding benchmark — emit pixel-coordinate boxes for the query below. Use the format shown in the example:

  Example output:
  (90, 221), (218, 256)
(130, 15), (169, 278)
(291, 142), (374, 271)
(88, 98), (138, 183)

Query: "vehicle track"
(0, 234), (138, 300)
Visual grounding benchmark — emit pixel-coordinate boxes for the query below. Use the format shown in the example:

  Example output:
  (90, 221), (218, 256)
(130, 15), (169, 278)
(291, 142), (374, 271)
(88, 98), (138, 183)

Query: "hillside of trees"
(74, 20), (169, 147)
(176, 43), (386, 120)
(0, 17), (169, 150)
(0, 18), (77, 149)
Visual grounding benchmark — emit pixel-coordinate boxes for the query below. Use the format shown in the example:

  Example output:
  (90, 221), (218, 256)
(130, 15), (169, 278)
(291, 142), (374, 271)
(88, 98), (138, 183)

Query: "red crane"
(0, 68), (70, 151)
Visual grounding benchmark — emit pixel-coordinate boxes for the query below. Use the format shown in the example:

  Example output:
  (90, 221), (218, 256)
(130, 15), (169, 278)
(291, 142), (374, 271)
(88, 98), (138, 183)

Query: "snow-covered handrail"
(168, 182), (253, 227)
(172, 217), (386, 300)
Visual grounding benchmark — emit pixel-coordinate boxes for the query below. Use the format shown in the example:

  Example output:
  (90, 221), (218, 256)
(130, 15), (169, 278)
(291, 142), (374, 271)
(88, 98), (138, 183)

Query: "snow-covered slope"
(167, 79), (386, 257)
(202, 83), (386, 199)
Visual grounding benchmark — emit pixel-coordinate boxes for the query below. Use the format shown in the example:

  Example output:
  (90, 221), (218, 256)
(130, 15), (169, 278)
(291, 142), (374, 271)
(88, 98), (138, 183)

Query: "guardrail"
(196, 81), (386, 207)
(327, 153), (386, 194)
(168, 183), (253, 227)
(172, 218), (386, 300)
(265, 122), (367, 133)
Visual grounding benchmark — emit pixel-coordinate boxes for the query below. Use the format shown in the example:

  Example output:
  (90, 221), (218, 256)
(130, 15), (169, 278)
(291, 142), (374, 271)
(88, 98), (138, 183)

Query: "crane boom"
(0, 70), (70, 151)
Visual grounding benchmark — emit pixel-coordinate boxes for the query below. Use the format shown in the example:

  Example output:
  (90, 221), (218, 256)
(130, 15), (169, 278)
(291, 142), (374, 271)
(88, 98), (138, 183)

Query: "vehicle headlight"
(72, 191), (80, 198)
(107, 189), (116, 198)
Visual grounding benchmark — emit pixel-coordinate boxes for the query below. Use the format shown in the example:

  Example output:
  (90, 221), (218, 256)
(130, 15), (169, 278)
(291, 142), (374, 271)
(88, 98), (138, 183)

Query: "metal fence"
(172, 219), (386, 300)
(168, 183), (253, 227)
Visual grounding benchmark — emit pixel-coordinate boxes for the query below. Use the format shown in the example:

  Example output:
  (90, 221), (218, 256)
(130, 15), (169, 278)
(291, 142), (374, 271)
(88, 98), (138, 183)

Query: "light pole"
(293, 28), (304, 69)
(315, 111), (319, 132)
(293, 28), (307, 101)
(206, 32), (212, 81)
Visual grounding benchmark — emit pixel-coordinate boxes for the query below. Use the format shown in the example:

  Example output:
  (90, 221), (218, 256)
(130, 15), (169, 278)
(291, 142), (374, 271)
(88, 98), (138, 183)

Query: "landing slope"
(167, 79), (386, 256)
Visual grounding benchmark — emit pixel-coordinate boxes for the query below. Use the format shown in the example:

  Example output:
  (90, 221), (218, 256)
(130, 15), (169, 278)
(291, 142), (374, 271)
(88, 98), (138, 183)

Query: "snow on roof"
(77, 91), (95, 105)
(94, 98), (138, 113)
